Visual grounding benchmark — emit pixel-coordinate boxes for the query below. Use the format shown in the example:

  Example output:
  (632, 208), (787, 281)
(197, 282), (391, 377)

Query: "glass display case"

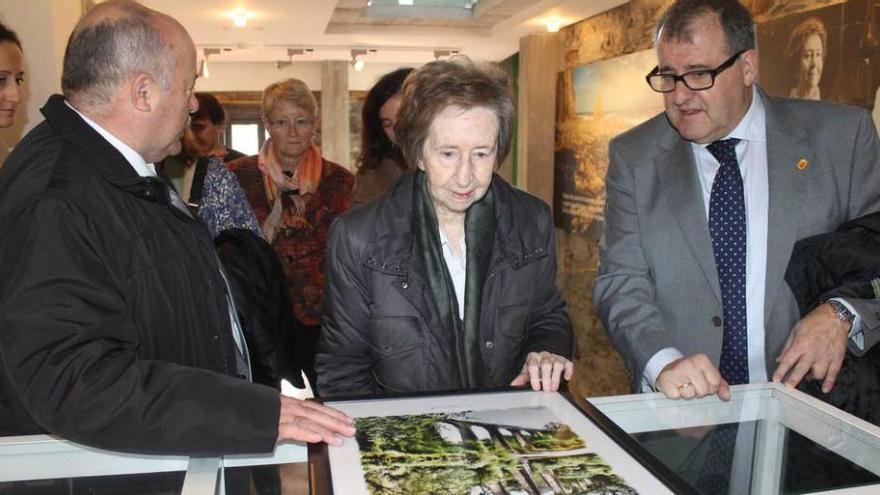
(0, 434), (306, 494)
(1, 382), (878, 494)
(591, 382), (880, 495)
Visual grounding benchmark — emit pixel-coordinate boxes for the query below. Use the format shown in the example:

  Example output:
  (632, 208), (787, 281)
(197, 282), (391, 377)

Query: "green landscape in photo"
(353, 407), (638, 494)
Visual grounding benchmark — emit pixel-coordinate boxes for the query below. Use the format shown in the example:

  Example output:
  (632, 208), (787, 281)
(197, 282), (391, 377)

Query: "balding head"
(62, 0), (190, 113)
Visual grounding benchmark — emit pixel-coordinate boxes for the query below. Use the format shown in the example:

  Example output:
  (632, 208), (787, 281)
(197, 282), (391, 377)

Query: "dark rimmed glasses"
(645, 50), (747, 93)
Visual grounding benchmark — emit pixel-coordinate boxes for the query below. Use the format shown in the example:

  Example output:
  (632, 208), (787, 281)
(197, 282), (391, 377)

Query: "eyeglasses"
(267, 117), (315, 132)
(645, 50), (746, 93)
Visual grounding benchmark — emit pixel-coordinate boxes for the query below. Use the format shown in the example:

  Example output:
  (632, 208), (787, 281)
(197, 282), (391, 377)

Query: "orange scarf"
(258, 139), (324, 242)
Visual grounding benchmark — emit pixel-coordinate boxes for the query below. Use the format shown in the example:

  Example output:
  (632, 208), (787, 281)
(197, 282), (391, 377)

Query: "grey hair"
(655, 0), (755, 55)
(62, 1), (173, 110)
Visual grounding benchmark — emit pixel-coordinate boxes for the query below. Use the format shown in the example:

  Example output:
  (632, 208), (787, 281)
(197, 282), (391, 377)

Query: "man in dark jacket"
(785, 212), (880, 425)
(0, 0), (353, 455)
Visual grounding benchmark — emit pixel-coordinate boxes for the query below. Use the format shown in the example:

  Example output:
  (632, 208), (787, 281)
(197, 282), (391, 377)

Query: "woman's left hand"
(510, 351), (574, 392)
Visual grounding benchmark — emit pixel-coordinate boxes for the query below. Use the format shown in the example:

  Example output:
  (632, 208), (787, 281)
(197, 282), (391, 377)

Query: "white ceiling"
(140, 0), (626, 65)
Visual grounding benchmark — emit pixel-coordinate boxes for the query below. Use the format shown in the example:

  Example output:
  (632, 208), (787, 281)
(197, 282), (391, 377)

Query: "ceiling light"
(229, 9), (254, 28)
(433, 49), (460, 60)
(545, 17), (562, 33)
(351, 49), (368, 72)
(198, 48), (221, 79)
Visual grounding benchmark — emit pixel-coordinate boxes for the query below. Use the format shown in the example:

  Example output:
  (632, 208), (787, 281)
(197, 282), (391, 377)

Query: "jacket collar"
(363, 171), (546, 277)
(652, 86), (812, 317)
(41, 94), (171, 206)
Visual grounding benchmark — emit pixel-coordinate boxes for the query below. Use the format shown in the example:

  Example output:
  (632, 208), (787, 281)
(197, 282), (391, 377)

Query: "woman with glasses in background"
(228, 78), (354, 391)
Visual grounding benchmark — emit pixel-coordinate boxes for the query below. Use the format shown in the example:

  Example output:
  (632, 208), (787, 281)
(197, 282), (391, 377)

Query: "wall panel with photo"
(553, 50), (664, 237)
(758, 0), (880, 114)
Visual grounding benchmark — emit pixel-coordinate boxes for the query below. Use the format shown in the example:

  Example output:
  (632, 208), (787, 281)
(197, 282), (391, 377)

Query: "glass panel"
(367, 0), (479, 19)
(223, 463), (306, 494)
(231, 123), (260, 156)
(369, 0), (479, 8)
(0, 471), (185, 495)
(630, 421), (880, 494)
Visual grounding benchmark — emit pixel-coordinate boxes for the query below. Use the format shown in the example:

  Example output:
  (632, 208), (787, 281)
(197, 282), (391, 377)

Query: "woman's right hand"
(510, 351), (574, 392)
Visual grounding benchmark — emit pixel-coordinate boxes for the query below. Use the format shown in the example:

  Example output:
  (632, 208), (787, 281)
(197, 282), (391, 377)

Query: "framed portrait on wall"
(309, 389), (692, 494)
(757, 0), (880, 110)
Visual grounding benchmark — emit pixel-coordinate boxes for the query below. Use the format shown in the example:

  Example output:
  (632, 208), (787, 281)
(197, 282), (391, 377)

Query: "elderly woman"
(317, 58), (573, 397)
(786, 17), (827, 101)
(228, 78), (354, 389)
(0, 21), (24, 168)
(350, 67), (414, 207)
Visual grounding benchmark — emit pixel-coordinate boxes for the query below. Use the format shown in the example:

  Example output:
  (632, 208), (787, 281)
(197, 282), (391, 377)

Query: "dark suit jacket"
(0, 95), (280, 455)
(594, 89), (880, 390)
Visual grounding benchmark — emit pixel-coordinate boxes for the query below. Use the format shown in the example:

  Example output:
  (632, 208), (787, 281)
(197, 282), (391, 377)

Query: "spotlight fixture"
(350, 49), (368, 72)
(198, 48), (221, 79)
(545, 17), (562, 33)
(433, 49), (460, 60)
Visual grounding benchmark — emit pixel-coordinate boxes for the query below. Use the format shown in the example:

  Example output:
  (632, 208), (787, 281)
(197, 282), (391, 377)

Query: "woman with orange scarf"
(228, 78), (354, 390)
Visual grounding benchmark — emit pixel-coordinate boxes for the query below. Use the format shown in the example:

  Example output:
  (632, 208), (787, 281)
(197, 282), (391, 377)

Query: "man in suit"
(594, 0), (880, 400)
(0, 0), (353, 453)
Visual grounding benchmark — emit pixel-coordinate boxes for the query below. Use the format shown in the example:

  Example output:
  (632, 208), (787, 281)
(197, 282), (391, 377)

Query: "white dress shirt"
(439, 227), (467, 320)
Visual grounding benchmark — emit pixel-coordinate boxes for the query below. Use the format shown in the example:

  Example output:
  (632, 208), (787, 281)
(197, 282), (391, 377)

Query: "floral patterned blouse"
(163, 155), (261, 239)
(198, 159), (261, 239)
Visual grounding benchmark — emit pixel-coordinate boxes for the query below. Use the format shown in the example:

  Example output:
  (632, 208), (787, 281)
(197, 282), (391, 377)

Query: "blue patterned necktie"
(707, 138), (749, 386)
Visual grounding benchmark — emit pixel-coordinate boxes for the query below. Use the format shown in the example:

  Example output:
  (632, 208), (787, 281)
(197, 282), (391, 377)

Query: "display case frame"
(309, 388), (696, 495)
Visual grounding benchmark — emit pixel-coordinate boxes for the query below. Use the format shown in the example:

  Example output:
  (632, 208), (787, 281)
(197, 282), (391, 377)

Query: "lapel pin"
(796, 158), (808, 171)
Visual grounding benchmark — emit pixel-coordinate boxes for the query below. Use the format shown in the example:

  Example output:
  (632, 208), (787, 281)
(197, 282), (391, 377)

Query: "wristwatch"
(824, 299), (855, 330)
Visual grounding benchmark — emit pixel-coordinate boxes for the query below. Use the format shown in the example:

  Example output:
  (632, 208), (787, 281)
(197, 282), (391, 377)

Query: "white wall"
(0, 0), (80, 147)
(194, 61), (417, 93)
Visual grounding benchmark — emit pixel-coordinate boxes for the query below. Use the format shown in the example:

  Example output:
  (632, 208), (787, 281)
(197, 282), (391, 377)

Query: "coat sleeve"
(592, 139), (675, 390)
(315, 216), (377, 398)
(0, 199), (280, 455)
(839, 109), (880, 354)
(522, 202), (574, 361)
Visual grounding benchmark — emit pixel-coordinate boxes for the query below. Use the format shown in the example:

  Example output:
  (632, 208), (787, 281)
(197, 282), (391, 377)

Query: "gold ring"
(678, 382), (692, 389)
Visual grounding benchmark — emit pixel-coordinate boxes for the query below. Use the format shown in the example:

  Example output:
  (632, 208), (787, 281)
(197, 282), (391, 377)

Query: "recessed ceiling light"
(229, 9), (255, 28)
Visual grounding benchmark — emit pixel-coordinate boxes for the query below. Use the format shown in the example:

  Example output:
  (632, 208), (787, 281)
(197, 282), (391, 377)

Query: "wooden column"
(320, 61), (351, 169)
(516, 32), (562, 207)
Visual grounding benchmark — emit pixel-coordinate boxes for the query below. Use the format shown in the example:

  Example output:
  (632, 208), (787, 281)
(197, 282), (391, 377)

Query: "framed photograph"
(309, 389), (694, 494)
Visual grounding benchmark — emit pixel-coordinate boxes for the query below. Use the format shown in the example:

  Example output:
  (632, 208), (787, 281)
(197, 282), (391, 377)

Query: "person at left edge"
(0, 0), (353, 454)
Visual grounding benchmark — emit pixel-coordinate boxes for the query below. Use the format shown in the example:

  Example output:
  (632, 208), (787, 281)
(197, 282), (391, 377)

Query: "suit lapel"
(763, 97), (810, 321)
(655, 134), (722, 304)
